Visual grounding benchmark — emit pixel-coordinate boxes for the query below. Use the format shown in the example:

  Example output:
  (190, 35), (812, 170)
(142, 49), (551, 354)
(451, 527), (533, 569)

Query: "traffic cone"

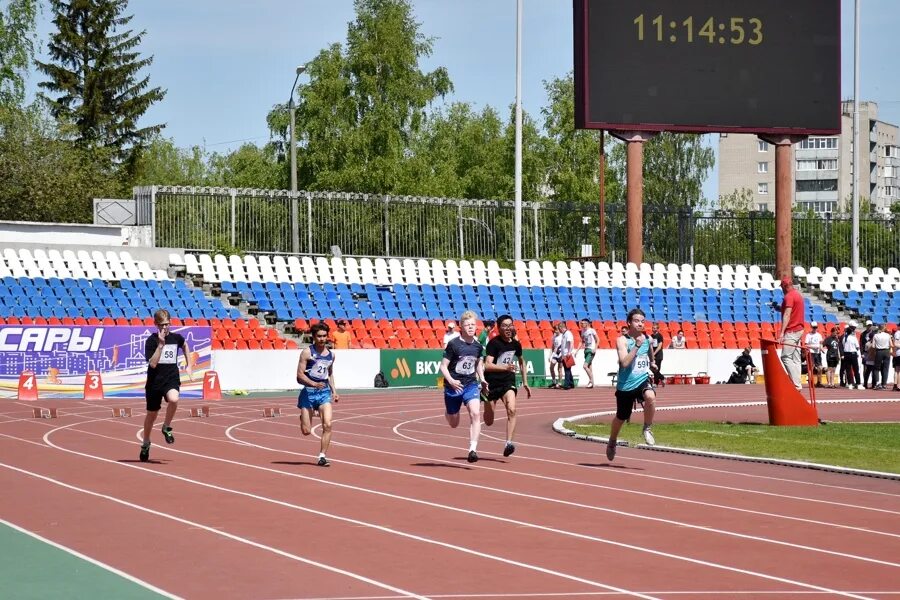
(203, 371), (222, 400)
(17, 371), (38, 401)
(83, 371), (104, 400)
(760, 338), (819, 426)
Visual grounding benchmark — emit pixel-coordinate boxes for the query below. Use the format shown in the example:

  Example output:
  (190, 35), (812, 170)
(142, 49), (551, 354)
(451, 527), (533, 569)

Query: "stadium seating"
(0, 248), (295, 350)
(6, 246), (873, 351)
(795, 265), (899, 326)
(190, 253), (854, 349)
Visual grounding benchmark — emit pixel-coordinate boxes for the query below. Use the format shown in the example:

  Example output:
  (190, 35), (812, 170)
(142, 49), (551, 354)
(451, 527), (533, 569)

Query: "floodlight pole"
(851, 0), (860, 272)
(513, 0), (523, 262)
(598, 130), (606, 258)
(289, 65), (306, 255)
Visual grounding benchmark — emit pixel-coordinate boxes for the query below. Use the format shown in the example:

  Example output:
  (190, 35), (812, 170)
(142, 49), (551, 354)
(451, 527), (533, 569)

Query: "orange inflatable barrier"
(760, 338), (819, 426)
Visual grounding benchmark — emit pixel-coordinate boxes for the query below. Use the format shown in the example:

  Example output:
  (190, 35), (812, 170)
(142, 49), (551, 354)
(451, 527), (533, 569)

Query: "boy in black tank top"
(483, 315), (531, 457)
(140, 309), (193, 462)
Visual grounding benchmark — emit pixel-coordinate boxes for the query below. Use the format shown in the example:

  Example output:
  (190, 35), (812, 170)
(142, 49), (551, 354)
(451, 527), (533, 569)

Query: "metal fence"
(134, 185), (900, 269)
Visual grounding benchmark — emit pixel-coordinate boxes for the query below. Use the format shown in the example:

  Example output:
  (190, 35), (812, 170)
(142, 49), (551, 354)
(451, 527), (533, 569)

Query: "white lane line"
(225, 423), (900, 568)
(37, 422), (658, 600)
(329, 400), (900, 499)
(0, 455), (429, 600)
(389, 414), (900, 515)
(1, 518), (182, 599)
(270, 423), (899, 540)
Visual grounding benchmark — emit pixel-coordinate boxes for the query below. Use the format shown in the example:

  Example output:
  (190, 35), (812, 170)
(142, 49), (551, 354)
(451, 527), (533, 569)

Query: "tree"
(0, 0), (37, 108)
(209, 143), (284, 190)
(0, 105), (122, 223)
(36, 0), (165, 163)
(273, 0), (452, 194)
(129, 137), (213, 187)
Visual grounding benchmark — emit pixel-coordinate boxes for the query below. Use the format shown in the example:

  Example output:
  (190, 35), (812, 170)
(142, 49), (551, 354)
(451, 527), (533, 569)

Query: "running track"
(1, 386), (898, 599)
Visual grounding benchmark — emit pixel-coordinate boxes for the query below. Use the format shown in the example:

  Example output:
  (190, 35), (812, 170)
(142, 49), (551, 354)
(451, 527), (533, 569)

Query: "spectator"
(578, 318), (598, 388)
(331, 319), (352, 350)
(649, 322), (665, 385)
(893, 325), (900, 392)
(841, 321), (861, 389)
(669, 329), (686, 349)
(733, 347), (757, 384)
(775, 276), (806, 390)
(477, 318), (495, 357)
(861, 320), (876, 388)
(823, 325), (841, 388)
(548, 322), (564, 389)
(872, 324), (892, 391)
(560, 322), (576, 390)
(442, 321), (460, 348)
(804, 321), (823, 387)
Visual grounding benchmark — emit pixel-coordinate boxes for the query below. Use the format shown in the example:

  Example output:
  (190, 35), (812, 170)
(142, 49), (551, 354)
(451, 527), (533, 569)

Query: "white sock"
(468, 442), (477, 452)
(318, 452), (326, 458)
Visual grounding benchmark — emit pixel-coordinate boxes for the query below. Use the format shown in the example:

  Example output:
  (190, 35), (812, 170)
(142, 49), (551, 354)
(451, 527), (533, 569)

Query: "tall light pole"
(289, 64), (306, 254)
(513, 0), (523, 262)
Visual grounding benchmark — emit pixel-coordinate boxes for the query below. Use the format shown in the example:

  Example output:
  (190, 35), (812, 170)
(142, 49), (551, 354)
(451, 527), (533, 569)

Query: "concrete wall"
(210, 348), (767, 391)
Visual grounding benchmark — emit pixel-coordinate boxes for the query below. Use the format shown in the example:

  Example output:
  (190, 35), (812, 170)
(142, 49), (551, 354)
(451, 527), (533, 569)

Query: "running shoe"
(139, 443), (150, 462)
(642, 426), (656, 446)
(467, 450), (478, 463)
(161, 425), (175, 444)
(605, 442), (616, 461)
(503, 442), (516, 457)
(317, 456), (329, 467)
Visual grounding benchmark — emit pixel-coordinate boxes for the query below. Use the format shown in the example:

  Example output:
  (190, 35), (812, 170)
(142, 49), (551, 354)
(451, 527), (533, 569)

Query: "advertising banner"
(379, 348), (547, 388)
(0, 326), (212, 398)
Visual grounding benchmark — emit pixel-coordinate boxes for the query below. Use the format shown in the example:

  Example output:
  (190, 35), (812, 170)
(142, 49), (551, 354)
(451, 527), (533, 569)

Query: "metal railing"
(133, 185), (900, 269)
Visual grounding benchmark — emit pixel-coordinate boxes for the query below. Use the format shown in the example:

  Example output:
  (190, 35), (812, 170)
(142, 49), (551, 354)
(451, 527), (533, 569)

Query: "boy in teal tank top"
(607, 308), (658, 461)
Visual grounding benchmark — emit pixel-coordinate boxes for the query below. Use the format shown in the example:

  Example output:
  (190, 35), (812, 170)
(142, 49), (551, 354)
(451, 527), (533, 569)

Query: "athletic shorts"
(550, 353), (561, 365)
(583, 350), (595, 366)
(485, 383), (517, 402)
(613, 380), (654, 421)
(444, 381), (481, 415)
(298, 386), (332, 411)
(812, 353), (822, 366)
(893, 356), (900, 369)
(827, 357), (839, 368)
(145, 384), (179, 412)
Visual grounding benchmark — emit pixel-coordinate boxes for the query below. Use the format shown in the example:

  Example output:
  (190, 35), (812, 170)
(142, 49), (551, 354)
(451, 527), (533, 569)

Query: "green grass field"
(565, 421), (900, 474)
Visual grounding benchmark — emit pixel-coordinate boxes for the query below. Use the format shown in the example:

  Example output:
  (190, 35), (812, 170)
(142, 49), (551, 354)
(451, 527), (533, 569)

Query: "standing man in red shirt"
(776, 276), (806, 390)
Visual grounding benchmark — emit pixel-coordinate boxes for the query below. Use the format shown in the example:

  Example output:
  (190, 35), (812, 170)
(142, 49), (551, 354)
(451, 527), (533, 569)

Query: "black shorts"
(894, 356), (900, 369)
(614, 380), (654, 421)
(146, 383), (180, 412)
(827, 356), (839, 368)
(485, 383), (517, 402)
(811, 353), (822, 366)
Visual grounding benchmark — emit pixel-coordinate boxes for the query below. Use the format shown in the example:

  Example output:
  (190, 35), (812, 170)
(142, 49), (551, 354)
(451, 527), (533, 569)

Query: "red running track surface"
(1, 386), (898, 599)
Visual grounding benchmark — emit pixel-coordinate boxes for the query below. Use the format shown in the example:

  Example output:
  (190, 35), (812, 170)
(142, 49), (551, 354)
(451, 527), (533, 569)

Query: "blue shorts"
(298, 386), (332, 411)
(444, 381), (481, 415)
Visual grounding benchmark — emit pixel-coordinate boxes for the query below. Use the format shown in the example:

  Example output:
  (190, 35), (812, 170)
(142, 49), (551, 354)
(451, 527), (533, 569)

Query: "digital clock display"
(574, 0), (840, 134)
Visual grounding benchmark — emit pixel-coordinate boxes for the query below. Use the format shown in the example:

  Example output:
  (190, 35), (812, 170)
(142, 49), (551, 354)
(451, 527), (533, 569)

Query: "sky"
(26, 0), (900, 202)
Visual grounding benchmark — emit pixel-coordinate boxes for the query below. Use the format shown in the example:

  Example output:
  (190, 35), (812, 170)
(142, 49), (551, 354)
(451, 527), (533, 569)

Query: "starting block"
(189, 406), (211, 418)
(32, 407), (58, 419)
(263, 407), (282, 417)
(111, 407), (133, 418)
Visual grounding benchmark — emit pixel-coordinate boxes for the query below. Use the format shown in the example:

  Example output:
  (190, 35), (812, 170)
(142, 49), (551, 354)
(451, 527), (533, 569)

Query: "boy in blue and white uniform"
(296, 322), (340, 466)
(606, 308), (658, 462)
(440, 310), (488, 463)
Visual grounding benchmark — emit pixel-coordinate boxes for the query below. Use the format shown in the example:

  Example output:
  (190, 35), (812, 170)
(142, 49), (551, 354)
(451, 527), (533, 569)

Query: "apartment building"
(718, 101), (899, 215)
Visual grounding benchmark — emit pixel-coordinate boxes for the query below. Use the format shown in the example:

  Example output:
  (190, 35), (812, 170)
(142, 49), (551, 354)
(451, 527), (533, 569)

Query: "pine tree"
(36, 0), (165, 162)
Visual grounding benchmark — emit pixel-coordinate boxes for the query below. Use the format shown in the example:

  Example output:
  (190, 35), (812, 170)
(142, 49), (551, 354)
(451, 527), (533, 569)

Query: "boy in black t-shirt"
(483, 314), (531, 457)
(140, 309), (192, 462)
